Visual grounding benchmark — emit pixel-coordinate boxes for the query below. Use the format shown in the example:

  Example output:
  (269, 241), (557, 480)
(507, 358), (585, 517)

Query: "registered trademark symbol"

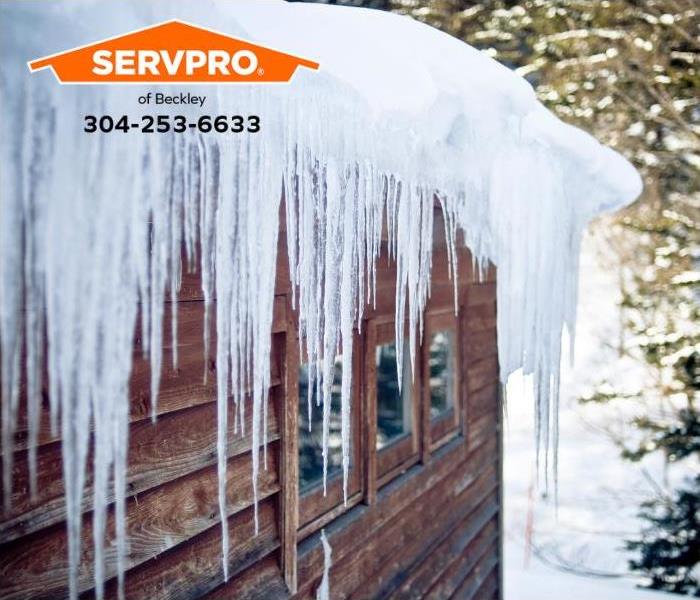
(257, 68), (264, 76)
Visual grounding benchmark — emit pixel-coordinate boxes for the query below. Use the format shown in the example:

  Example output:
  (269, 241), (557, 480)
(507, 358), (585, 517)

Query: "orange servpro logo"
(28, 20), (319, 84)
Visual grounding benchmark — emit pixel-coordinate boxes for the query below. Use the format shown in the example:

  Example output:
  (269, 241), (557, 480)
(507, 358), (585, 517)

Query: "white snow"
(0, 1), (641, 598)
(506, 540), (678, 600)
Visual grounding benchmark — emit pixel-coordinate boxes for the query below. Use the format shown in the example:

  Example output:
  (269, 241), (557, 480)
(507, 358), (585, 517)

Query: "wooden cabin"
(1, 205), (502, 599)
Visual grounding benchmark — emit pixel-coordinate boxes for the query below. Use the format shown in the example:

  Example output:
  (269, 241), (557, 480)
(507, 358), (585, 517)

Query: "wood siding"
(1, 209), (502, 600)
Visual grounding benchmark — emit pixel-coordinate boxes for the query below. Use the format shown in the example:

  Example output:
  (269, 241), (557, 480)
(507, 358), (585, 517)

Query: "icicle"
(316, 529), (333, 600)
(169, 135), (184, 372)
(320, 158), (341, 494)
(215, 133), (232, 579)
(339, 166), (357, 504)
(147, 137), (169, 423)
(21, 81), (51, 501)
(200, 137), (218, 386)
(1, 79), (28, 513)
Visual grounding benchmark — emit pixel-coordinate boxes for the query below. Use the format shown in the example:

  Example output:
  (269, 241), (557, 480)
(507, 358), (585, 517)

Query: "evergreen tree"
(626, 475), (700, 596)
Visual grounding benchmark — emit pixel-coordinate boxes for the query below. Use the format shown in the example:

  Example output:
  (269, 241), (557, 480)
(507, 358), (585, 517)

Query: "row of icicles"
(0, 86), (577, 600)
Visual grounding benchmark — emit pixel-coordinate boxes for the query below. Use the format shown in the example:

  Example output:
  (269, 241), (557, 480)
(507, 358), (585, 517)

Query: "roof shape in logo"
(28, 19), (320, 84)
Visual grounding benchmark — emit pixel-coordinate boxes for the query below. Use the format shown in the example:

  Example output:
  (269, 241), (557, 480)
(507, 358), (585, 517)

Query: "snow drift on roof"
(0, 1), (642, 598)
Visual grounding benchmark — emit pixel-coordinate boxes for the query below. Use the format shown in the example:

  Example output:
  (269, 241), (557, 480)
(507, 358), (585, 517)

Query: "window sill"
(297, 490), (364, 541)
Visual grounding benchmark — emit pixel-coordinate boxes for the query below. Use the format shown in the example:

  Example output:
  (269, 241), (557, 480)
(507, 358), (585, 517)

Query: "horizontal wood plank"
(295, 429), (499, 594)
(467, 356), (500, 395)
(201, 552), (287, 600)
(100, 498), (280, 600)
(464, 301), (497, 334)
(9, 304), (286, 450)
(3, 398), (279, 542)
(466, 282), (496, 307)
(1, 447), (280, 599)
(388, 498), (498, 598)
(345, 465), (498, 599)
(462, 328), (497, 361)
(448, 540), (499, 600)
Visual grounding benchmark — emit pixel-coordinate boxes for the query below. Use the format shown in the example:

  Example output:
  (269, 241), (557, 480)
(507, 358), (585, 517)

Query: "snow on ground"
(505, 540), (678, 600)
(503, 226), (677, 599)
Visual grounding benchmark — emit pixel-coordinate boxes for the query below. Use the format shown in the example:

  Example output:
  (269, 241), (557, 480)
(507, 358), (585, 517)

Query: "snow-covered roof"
(236, 1), (641, 212)
(0, 2), (642, 599)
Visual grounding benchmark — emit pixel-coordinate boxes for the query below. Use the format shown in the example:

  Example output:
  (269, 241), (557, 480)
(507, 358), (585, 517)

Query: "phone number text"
(83, 114), (261, 133)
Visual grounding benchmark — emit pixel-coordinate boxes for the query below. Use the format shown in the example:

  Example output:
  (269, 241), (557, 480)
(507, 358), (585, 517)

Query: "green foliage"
(623, 407), (700, 463)
(626, 475), (700, 596)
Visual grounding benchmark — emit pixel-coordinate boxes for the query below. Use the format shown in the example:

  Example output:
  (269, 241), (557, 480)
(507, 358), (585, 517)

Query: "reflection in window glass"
(429, 330), (455, 419)
(298, 357), (344, 492)
(376, 342), (412, 449)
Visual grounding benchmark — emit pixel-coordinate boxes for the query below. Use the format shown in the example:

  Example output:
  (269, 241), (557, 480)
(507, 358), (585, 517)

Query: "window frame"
(422, 311), (462, 451)
(366, 319), (421, 488)
(291, 310), (462, 539)
(296, 334), (364, 538)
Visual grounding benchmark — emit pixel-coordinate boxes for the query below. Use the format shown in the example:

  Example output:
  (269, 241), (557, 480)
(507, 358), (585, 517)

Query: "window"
(423, 313), (461, 447)
(376, 342), (413, 450)
(368, 321), (421, 484)
(296, 349), (362, 535)
(293, 312), (461, 537)
(298, 358), (343, 491)
(428, 330), (455, 418)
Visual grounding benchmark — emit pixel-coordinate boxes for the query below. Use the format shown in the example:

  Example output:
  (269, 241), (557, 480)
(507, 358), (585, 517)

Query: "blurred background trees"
(299, 0), (700, 593)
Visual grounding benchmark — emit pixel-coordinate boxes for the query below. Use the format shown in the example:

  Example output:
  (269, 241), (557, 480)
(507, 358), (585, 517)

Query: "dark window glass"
(298, 357), (343, 492)
(429, 330), (455, 419)
(376, 342), (412, 449)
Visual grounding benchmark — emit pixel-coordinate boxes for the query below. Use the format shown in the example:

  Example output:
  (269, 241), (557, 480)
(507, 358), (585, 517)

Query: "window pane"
(429, 330), (455, 419)
(376, 342), (412, 449)
(298, 357), (343, 492)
